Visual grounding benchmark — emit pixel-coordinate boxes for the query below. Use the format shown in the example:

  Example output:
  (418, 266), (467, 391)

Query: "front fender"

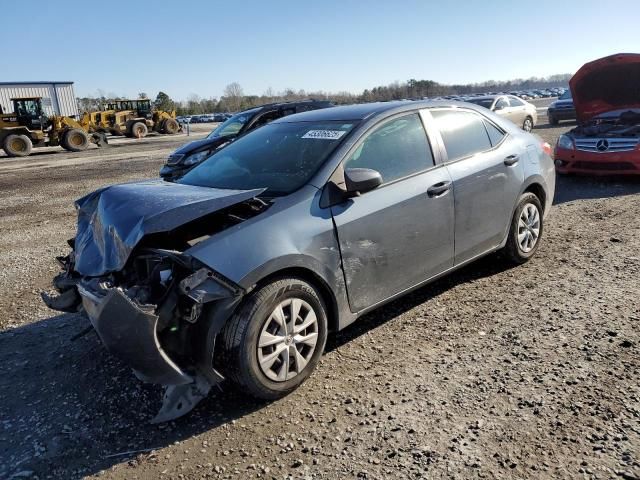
(184, 186), (350, 323)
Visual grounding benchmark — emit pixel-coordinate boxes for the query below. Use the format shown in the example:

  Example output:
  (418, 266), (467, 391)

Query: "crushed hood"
(570, 53), (640, 122)
(73, 180), (264, 276)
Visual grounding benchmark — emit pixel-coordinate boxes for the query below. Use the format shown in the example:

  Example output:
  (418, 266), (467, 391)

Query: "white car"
(464, 95), (538, 132)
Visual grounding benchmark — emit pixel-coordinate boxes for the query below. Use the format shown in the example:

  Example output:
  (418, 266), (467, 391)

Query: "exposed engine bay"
(42, 181), (271, 422)
(569, 109), (640, 138)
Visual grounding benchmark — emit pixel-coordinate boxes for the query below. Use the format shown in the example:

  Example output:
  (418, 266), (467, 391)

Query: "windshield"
(559, 90), (572, 100)
(180, 121), (356, 196)
(207, 108), (261, 139)
(465, 98), (494, 109)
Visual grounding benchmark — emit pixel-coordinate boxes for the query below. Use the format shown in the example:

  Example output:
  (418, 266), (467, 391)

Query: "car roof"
(236, 99), (333, 115)
(272, 100), (488, 123)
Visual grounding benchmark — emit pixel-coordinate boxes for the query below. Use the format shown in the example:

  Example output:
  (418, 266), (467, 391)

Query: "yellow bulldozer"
(0, 97), (106, 157)
(87, 99), (180, 138)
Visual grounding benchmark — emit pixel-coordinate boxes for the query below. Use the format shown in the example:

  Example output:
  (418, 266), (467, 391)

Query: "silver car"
(44, 101), (555, 421)
(465, 95), (538, 132)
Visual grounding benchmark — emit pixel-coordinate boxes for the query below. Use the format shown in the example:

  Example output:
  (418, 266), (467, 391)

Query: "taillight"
(541, 141), (552, 156)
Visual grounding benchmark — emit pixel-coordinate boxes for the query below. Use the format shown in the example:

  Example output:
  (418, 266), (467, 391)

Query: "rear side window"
(344, 113), (434, 183)
(484, 120), (506, 147)
(431, 109), (492, 161)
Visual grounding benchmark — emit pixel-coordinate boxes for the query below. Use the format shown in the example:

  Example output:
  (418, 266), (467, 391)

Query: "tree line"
(76, 74), (571, 115)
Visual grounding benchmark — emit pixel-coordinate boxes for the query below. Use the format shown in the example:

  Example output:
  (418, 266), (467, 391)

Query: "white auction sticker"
(302, 130), (347, 140)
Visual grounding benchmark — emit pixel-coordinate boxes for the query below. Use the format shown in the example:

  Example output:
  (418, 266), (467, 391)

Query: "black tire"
(61, 128), (89, 152)
(522, 116), (534, 132)
(220, 277), (328, 400)
(130, 121), (148, 138)
(503, 192), (544, 264)
(163, 118), (179, 134)
(548, 114), (558, 126)
(3, 134), (32, 157)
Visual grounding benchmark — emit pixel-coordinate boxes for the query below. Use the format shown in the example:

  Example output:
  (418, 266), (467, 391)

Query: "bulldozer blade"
(91, 132), (109, 148)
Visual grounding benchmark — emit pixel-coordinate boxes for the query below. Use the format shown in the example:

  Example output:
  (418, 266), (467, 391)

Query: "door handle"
(504, 154), (519, 166)
(427, 181), (451, 197)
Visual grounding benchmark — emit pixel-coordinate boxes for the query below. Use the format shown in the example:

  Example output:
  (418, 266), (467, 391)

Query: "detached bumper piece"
(77, 284), (192, 386)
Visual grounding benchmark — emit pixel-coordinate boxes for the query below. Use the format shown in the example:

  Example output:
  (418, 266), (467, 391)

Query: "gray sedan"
(44, 100), (555, 421)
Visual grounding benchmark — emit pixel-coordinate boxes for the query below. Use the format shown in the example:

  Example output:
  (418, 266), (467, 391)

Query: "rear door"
(331, 112), (454, 312)
(426, 108), (524, 264)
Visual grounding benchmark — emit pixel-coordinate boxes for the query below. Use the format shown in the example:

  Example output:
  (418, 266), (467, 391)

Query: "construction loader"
(0, 97), (107, 157)
(92, 99), (180, 138)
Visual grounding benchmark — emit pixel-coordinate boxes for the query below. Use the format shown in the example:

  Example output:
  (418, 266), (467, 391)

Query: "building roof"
(0, 81), (74, 86)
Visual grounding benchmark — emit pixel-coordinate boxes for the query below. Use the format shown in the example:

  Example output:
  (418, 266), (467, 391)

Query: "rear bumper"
(554, 147), (640, 175)
(78, 284), (193, 385)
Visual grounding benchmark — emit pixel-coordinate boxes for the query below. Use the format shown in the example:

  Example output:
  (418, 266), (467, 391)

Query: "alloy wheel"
(518, 203), (540, 253)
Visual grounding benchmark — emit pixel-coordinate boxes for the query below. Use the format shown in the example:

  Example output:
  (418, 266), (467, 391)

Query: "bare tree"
(223, 82), (244, 112)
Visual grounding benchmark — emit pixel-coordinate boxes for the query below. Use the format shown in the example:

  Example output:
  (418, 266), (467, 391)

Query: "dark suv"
(160, 100), (334, 180)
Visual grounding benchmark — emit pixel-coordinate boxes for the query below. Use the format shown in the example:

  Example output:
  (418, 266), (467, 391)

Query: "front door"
(330, 113), (454, 312)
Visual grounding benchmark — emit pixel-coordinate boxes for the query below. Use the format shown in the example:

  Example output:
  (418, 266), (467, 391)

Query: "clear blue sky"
(6, 0), (640, 100)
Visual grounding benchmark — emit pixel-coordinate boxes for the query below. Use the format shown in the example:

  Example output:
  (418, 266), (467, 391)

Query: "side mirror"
(344, 168), (383, 195)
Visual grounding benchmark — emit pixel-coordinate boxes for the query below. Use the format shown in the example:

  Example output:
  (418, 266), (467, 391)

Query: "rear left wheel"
(523, 116), (534, 132)
(220, 277), (328, 400)
(503, 192), (543, 264)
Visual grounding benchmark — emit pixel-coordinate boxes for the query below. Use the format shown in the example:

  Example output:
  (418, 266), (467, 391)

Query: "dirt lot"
(1, 116), (639, 480)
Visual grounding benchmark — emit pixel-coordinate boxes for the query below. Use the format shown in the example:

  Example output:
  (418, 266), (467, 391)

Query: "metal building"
(0, 81), (78, 118)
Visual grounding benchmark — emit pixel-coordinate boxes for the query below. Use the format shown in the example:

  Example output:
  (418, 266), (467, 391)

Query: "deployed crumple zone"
(43, 181), (270, 421)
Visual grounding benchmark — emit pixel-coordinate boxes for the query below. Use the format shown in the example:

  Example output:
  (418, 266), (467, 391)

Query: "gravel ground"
(0, 117), (639, 480)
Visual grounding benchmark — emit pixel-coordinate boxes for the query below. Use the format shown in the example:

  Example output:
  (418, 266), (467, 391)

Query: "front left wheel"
(220, 277), (328, 400)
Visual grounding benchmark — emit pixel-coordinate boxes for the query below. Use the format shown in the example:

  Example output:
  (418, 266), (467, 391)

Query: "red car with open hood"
(554, 53), (640, 175)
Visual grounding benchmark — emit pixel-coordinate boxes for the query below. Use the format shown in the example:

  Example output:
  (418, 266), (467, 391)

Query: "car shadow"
(0, 254), (513, 479)
(554, 173), (640, 205)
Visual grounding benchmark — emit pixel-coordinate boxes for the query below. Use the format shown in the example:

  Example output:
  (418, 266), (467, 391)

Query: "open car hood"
(73, 180), (264, 276)
(570, 53), (640, 122)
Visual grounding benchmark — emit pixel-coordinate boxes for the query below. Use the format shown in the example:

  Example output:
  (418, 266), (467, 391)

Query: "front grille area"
(573, 161), (637, 171)
(574, 138), (640, 153)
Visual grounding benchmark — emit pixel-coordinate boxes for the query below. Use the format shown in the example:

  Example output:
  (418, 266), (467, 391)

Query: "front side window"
(494, 98), (509, 110)
(344, 113), (434, 184)
(431, 109), (492, 161)
(180, 121), (355, 196)
(208, 108), (261, 138)
(508, 96), (525, 107)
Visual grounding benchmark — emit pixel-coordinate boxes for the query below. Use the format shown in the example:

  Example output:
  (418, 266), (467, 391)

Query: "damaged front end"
(42, 181), (270, 422)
